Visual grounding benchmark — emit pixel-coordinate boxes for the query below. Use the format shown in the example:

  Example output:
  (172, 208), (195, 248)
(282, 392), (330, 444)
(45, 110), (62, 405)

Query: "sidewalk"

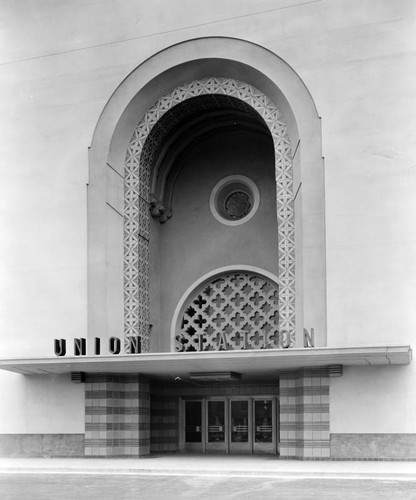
(0, 455), (415, 479)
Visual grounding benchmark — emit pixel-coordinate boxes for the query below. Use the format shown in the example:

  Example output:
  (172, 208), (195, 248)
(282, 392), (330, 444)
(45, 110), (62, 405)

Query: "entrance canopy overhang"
(0, 345), (411, 380)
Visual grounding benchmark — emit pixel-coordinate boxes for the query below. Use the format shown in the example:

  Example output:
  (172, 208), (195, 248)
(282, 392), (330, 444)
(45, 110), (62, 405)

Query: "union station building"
(0, 1), (414, 460)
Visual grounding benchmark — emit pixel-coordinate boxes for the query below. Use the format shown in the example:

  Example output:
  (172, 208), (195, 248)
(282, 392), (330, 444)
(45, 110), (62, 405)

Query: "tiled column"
(85, 374), (150, 457)
(279, 368), (330, 459)
(150, 395), (179, 453)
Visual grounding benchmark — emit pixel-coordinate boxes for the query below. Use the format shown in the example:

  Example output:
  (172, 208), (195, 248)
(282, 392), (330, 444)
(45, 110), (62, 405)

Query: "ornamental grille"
(176, 272), (288, 352)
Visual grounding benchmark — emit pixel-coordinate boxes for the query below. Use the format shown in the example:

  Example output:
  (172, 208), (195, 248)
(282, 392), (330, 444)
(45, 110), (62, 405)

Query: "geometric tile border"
(124, 78), (295, 351)
(150, 394), (180, 453)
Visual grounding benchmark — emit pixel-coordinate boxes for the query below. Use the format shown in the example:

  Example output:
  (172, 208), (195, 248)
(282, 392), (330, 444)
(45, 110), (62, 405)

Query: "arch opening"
(124, 77), (295, 352)
(144, 93), (269, 215)
(87, 38), (326, 354)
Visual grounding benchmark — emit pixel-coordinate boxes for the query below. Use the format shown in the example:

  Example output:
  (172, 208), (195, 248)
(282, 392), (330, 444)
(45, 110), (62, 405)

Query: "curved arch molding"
(124, 77), (295, 351)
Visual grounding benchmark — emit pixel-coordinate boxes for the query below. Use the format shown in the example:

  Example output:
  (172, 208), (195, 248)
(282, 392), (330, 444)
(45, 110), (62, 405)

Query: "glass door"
(253, 399), (276, 454)
(206, 400), (226, 453)
(184, 400), (203, 452)
(181, 396), (278, 454)
(229, 399), (251, 453)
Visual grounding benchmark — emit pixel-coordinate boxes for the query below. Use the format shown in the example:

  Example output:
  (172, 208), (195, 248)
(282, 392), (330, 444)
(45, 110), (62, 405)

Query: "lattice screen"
(176, 272), (289, 352)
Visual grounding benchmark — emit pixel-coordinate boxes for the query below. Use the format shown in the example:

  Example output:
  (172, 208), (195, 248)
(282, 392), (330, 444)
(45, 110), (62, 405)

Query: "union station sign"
(53, 329), (315, 357)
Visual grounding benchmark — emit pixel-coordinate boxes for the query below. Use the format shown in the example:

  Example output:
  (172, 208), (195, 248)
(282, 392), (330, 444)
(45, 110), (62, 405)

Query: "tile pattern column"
(279, 368), (330, 459)
(150, 395), (179, 453)
(85, 374), (150, 457)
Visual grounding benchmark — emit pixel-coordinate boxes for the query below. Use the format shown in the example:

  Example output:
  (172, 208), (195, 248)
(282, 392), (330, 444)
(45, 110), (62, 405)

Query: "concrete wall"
(331, 365), (416, 434)
(331, 433), (416, 460)
(0, 372), (84, 437)
(0, 0), (415, 438)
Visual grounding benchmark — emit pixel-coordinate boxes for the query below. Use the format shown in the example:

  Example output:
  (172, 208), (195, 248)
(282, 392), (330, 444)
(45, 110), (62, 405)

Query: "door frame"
(179, 398), (205, 453)
(205, 398), (227, 454)
(252, 397), (278, 454)
(228, 397), (252, 454)
(180, 395), (278, 454)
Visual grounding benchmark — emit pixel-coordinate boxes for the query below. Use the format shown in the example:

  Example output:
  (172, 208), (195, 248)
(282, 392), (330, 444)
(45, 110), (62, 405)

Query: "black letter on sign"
(303, 328), (315, 348)
(281, 331), (290, 349)
(74, 338), (86, 356)
(54, 339), (66, 357)
(109, 337), (121, 354)
(94, 337), (101, 355)
(128, 336), (141, 354)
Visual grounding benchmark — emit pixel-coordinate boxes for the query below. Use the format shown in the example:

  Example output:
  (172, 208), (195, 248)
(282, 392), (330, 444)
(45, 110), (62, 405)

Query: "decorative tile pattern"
(150, 396), (180, 453)
(84, 374), (150, 457)
(176, 271), (289, 351)
(279, 368), (330, 459)
(124, 78), (295, 351)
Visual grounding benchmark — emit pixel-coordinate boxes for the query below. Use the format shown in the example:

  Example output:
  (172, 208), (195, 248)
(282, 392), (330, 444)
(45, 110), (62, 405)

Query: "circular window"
(210, 175), (260, 226)
(224, 191), (252, 219)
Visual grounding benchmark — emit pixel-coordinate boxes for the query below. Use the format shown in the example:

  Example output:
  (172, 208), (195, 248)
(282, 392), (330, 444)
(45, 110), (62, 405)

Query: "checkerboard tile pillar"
(279, 368), (330, 459)
(150, 395), (179, 453)
(85, 374), (150, 457)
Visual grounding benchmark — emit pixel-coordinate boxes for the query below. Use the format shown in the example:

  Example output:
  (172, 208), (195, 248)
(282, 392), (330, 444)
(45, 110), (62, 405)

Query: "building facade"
(0, 1), (415, 460)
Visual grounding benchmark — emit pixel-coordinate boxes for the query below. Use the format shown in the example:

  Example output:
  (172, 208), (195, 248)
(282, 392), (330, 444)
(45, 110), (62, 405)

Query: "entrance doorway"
(181, 397), (278, 454)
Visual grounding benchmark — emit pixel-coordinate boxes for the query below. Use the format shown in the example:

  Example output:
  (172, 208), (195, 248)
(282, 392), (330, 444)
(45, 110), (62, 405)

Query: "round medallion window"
(224, 191), (252, 220)
(210, 175), (259, 226)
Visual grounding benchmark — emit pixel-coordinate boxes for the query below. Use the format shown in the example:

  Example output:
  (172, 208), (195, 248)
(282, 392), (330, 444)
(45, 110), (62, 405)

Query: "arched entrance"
(124, 78), (295, 352)
(87, 37), (326, 353)
(85, 38), (329, 459)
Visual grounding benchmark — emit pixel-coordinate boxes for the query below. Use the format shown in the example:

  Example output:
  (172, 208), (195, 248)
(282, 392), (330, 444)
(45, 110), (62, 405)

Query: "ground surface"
(0, 473), (416, 500)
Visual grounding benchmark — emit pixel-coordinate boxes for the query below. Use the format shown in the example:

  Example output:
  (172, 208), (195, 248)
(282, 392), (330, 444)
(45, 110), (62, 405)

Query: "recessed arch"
(147, 94), (268, 206)
(124, 77), (295, 352)
(87, 37), (326, 353)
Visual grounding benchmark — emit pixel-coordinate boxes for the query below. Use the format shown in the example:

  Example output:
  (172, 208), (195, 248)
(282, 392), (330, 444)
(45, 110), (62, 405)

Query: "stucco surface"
(0, 0), (415, 434)
(0, 434), (84, 458)
(0, 372), (84, 434)
(330, 365), (416, 433)
(155, 131), (278, 351)
(331, 433), (416, 460)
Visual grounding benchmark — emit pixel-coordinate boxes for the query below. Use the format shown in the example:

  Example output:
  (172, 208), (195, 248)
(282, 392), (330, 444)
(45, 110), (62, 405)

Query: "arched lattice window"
(175, 272), (287, 352)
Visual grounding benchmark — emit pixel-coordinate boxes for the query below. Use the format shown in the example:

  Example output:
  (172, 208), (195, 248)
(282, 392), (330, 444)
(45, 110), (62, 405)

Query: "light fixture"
(189, 371), (241, 382)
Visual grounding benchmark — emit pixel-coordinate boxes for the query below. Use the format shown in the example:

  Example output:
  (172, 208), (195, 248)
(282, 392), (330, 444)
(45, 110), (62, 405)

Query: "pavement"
(0, 455), (415, 480)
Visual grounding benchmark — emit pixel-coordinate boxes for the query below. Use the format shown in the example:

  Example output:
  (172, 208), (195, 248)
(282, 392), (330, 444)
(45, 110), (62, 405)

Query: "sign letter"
(303, 328), (315, 348)
(109, 337), (121, 354)
(174, 335), (185, 352)
(280, 331), (290, 349)
(217, 332), (228, 351)
(74, 338), (86, 356)
(94, 337), (101, 355)
(54, 339), (66, 357)
(196, 332), (204, 351)
(128, 336), (141, 354)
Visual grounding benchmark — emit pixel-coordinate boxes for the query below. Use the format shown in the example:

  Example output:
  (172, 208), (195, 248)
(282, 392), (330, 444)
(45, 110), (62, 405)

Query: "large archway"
(87, 37), (326, 353)
(124, 78), (295, 352)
